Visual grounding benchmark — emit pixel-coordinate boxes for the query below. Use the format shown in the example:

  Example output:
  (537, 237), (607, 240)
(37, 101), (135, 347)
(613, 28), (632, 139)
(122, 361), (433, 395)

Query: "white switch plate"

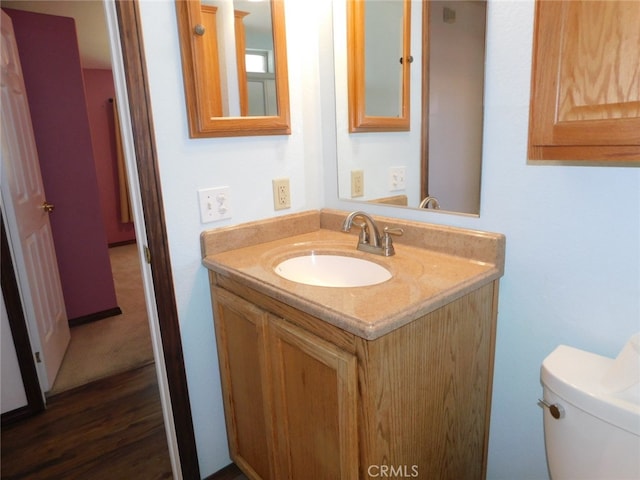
(389, 166), (406, 191)
(198, 187), (231, 223)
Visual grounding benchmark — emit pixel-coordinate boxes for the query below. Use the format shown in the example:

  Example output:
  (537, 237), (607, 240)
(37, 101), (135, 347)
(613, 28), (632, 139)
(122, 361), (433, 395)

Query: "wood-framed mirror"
(347, 0), (412, 133)
(175, 0), (291, 137)
(336, 0), (487, 215)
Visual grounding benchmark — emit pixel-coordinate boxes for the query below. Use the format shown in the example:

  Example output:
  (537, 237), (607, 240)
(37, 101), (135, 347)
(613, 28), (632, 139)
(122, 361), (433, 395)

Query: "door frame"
(1, 214), (46, 424)
(1, 1), (199, 477)
(108, 2), (200, 478)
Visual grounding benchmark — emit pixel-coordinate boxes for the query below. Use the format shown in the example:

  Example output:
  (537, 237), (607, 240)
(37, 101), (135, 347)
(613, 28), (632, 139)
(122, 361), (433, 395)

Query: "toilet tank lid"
(541, 345), (640, 436)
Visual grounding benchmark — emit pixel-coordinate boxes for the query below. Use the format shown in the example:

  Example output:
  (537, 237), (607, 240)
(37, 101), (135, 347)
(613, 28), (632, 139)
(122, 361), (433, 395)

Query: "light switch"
(389, 167), (406, 191)
(198, 187), (231, 223)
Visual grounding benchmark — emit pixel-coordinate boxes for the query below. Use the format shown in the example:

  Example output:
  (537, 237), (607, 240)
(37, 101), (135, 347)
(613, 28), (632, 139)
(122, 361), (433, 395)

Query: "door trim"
(113, 2), (200, 478)
(1, 2), (199, 476)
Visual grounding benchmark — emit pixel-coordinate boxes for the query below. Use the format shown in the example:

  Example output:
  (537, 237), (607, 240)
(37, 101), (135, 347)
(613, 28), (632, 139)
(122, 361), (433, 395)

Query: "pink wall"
(83, 69), (136, 246)
(5, 8), (119, 321)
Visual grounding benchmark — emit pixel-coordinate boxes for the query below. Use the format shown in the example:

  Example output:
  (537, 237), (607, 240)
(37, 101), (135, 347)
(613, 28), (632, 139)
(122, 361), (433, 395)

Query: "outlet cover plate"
(272, 178), (291, 210)
(351, 169), (364, 197)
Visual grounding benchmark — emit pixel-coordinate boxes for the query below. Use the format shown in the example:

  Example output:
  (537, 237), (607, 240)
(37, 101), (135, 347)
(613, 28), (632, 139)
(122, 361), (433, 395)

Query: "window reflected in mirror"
(175, 0), (290, 137)
(364, 0), (405, 117)
(234, 2), (278, 117)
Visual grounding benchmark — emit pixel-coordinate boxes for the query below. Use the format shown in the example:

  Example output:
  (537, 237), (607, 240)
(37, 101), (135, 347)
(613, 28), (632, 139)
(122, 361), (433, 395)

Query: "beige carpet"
(48, 244), (154, 395)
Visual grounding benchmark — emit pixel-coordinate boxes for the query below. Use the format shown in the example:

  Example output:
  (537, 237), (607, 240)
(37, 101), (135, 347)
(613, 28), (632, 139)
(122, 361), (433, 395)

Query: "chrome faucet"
(341, 211), (403, 256)
(419, 196), (440, 209)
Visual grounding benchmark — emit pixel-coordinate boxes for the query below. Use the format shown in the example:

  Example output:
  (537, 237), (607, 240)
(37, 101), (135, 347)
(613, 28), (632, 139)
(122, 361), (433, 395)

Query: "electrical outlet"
(272, 178), (291, 210)
(351, 169), (364, 197)
(198, 187), (232, 223)
(389, 166), (406, 191)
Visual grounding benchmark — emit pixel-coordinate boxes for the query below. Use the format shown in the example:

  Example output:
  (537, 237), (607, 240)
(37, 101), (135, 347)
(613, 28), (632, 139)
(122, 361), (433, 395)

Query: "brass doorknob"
(42, 201), (55, 213)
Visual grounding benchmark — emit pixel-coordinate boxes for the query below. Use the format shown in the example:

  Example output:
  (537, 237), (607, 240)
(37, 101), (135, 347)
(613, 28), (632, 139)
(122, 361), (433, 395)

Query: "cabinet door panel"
(528, 0), (640, 163)
(270, 318), (358, 480)
(557, 2), (639, 125)
(212, 288), (275, 480)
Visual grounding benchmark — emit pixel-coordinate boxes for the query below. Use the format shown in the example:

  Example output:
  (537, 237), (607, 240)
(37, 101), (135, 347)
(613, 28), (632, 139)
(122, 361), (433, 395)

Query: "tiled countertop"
(201, 209), (505, 340)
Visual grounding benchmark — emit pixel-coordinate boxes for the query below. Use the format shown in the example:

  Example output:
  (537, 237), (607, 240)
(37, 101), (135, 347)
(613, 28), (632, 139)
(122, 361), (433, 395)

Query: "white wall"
(428, 0), (485, 213)
(138, 0), (328, 475)
(138, 0), (640, 478)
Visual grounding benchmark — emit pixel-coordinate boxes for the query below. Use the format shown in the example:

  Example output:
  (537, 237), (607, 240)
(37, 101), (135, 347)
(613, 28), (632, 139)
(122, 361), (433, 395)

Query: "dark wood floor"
(1, 363), (173, 479)
(208, 463), (247, 480)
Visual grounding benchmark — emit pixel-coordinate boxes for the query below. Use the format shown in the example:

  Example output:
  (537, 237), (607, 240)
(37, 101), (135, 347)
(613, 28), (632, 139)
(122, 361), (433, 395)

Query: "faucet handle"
(382, 227), (403, 256)
(353, 220), (370, 244)
(384, 227), (404, 236)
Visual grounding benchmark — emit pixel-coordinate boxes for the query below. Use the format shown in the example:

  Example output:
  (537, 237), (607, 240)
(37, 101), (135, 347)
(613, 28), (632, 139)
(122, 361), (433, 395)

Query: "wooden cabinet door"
(528, 0), (640, 163)
(269, 317), (359, 480)
(211, 288), (276, 480)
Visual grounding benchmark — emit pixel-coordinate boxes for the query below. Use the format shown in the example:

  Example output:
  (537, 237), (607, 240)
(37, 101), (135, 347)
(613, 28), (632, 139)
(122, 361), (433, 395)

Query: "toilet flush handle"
(538, 398), (565, 419)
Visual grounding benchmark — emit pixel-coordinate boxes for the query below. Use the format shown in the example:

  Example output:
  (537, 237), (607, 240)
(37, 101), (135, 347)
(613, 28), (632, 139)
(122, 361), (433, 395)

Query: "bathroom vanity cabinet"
(202, 209), (505, 480)
(527, 0), (640, 164)
(211, 284), (358, 479)
(209, 274), (498, 480)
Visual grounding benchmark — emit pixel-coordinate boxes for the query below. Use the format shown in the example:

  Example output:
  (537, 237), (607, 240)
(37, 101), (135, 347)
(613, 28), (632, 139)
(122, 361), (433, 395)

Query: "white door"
(1, 11), (70, 393)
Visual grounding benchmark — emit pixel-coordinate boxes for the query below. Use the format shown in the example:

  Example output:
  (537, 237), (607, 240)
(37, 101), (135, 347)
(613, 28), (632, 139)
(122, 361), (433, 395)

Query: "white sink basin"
(274, 253), (391, 287)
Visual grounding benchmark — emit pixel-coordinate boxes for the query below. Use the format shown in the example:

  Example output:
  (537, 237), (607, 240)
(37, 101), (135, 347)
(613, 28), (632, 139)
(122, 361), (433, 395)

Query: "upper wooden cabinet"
(528, 0), (640, 164)
(175, 0), (291, 138)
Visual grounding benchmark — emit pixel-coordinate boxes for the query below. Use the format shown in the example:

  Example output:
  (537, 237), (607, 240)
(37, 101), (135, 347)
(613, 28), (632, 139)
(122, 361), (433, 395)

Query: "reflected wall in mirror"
(175, 0), (291, 137)
(348, 0), (412, 132)
(336, 0), (487, 215)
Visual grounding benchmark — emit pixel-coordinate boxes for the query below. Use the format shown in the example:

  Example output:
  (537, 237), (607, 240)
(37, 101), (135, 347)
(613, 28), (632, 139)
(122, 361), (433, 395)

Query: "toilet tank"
(540, 345), (640, 480)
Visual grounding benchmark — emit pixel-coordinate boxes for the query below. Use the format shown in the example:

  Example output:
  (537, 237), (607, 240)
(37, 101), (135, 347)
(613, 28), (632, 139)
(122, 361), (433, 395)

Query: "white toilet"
(540, 335), (640, 479)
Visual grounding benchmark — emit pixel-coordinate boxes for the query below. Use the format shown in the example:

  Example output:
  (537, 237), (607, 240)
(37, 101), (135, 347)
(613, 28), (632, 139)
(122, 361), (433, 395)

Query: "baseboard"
(203, 463), (244, 480)
(1, 402), (44, 427)
(108, 239), (136, 248)
(68, 307), (122, 327)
